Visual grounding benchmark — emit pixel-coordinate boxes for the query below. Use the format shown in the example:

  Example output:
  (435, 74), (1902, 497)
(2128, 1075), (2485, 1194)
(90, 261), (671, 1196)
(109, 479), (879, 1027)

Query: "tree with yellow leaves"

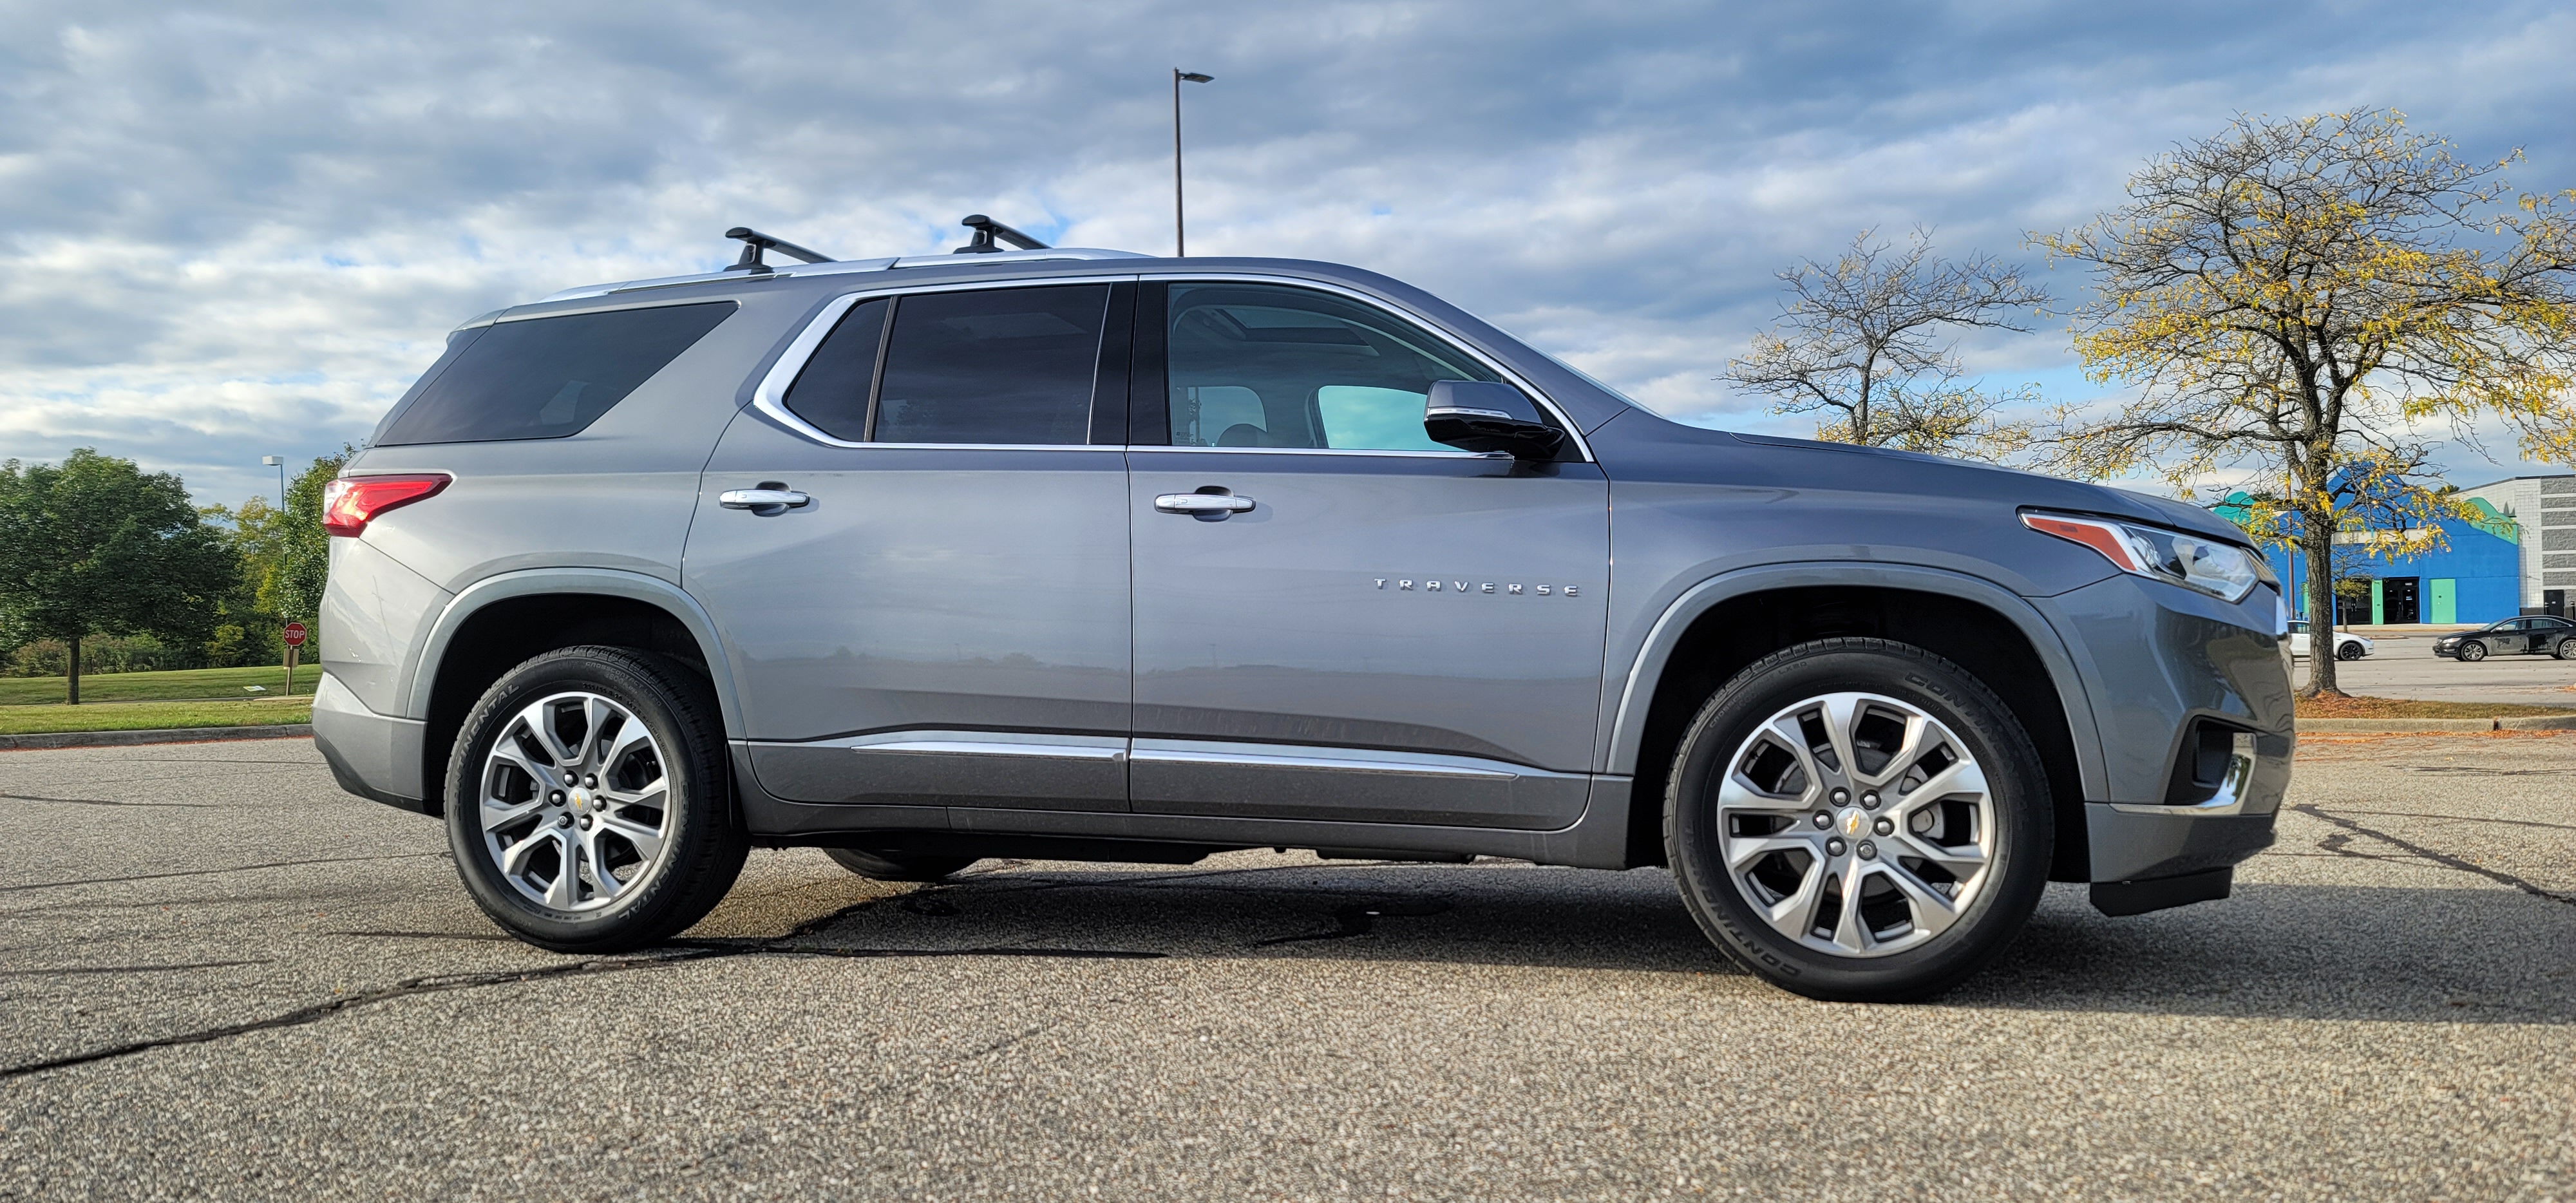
(2038, 109), (2576, 696)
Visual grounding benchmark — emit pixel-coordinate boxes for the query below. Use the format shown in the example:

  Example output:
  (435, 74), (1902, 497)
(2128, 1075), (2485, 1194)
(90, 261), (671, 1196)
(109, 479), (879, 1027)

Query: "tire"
(2555, 639), (2575, 661)
(1664, 638), (2052, 1003)
(444, 646), (747, 953)
(824, 848), (980, 882)
(2335, 641), (2363, 661)
(2459, 640), (2488, 663)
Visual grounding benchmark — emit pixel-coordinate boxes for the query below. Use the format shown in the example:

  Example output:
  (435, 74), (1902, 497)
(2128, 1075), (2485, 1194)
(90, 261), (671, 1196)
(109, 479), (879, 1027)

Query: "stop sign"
(282, 621), (308, 647)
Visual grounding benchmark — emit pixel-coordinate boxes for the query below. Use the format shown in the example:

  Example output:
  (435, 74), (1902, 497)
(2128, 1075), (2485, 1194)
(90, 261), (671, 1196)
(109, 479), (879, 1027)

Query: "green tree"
(202, 447), (350, 667)
(2036, 109), (2576, 696)
(0, 450), (241, 703)
(269, 450), (348, 630)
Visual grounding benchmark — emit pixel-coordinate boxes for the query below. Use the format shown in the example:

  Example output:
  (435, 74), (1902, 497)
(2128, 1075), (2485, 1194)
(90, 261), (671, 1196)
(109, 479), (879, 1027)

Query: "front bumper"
(310, 672), (432, 815)
(2045, 574), (2295, 905)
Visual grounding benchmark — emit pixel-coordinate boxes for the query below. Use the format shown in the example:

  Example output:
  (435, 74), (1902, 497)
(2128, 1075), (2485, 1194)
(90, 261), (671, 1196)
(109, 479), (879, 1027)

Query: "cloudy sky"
(4, 0), (2573, 506)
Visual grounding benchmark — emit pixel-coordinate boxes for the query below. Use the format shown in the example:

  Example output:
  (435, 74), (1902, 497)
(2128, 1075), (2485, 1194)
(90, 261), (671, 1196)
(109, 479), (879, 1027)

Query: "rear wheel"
(2459, 640), (2488, 662)
(445, 647), (746, 953)
(1665, 639), (2052, 1003)
(824, 848), (980, 882)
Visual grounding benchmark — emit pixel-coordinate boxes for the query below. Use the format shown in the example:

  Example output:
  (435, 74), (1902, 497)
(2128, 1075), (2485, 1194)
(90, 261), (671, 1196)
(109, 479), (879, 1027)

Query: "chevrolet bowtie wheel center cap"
(1716, 691), (2002, 959)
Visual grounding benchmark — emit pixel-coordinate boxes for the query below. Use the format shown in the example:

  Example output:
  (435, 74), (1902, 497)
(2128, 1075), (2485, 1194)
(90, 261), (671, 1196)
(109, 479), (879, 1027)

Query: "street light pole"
(261, 455), (285, 511)
(1173, 69), (1213, 257)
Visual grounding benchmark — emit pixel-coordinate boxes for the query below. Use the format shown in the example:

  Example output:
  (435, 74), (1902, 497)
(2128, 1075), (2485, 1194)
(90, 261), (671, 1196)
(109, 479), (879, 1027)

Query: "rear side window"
(376, 301), (736, 446)
(873, 285), (1108, 444)
(781, 298), (889, 442)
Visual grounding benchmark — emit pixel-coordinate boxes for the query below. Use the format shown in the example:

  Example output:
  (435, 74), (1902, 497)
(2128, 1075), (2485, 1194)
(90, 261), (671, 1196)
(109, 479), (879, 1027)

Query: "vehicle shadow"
(772, 861), (2576, 1024)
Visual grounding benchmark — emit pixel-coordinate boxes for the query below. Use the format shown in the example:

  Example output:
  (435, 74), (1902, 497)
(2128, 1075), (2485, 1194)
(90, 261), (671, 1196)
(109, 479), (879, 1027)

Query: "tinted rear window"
(376, 301), (736, 446)
(873, 285), (1108, 444)
(781, 297), (889, 442)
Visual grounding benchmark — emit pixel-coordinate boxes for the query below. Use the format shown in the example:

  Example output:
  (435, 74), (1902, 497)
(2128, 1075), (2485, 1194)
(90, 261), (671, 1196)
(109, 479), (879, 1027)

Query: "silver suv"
(314, 222), (2293, 1001)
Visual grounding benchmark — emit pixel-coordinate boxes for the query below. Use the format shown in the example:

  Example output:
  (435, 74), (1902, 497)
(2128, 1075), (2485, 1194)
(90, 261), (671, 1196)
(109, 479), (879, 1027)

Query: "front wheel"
(2335, 641), (2363, 661)
(445, 646), (747, 953)
(1665, 639), (2052, 1003)
(2554, 639), (2575, 661)
(2459, 640), (2488, 663)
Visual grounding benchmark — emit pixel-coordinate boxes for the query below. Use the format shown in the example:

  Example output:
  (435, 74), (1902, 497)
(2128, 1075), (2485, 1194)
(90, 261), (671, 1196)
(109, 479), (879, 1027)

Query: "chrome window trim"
(748, 274), (1142, 451)
(1128, 446), (1511, 460)
(1142, 272), (1597, 463)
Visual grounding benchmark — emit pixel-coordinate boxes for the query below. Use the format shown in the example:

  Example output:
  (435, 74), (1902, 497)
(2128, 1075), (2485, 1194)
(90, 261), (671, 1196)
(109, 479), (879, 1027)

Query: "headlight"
(2022, 511), (2262, 603)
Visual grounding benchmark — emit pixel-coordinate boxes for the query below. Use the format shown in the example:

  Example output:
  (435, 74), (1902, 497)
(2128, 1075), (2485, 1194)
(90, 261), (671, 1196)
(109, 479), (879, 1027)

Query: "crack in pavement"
(0, 852), (447, 895)
(0, 952), (719, 1080)
(2295, 804), (2576, 905)
(2302, 807), (2576, 833)
(0, 891), (1164, 1082)
(1, 862), (1534, 1082)
(2400, 766), (2572, 776)
(0, 959), (272, 979)
(0, 792), (222, 810)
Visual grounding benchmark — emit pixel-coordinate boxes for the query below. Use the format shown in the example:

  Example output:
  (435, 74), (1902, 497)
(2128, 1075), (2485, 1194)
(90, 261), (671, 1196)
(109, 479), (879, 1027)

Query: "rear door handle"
(719, 488), (811, 511)
(1153, 493), (1255, 515)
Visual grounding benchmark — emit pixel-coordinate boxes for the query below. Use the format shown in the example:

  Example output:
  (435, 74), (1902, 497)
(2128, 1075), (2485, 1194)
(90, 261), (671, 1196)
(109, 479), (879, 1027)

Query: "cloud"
(1, 0), (2571, 502)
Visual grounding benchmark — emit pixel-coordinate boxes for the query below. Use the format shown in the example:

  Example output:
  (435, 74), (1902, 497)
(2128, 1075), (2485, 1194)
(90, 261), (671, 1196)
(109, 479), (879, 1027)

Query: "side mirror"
(1424, 380), (1566, 460)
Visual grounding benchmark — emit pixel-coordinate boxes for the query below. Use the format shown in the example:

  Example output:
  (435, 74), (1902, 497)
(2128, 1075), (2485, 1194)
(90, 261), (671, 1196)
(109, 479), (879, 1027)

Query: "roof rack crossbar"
(954, 214), (1050, 254)
(723, 227), (835, 273)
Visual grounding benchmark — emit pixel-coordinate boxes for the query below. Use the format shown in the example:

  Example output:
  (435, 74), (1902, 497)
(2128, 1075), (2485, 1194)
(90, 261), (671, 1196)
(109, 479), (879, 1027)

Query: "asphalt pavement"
(2300, 638), (2576, 705)
(1, 735), (2570, 1201)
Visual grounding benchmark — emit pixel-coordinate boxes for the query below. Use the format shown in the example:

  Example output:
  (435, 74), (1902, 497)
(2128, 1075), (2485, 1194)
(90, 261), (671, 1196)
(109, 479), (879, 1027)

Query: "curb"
(2297, 715), (2576, 734)
(0, 724), (315, 751)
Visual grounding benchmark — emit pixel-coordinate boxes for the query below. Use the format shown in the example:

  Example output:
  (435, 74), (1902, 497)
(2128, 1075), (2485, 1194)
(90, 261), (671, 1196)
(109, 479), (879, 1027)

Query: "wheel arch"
(1604, 564), (2105, 877)
(408, 570), (743, 815)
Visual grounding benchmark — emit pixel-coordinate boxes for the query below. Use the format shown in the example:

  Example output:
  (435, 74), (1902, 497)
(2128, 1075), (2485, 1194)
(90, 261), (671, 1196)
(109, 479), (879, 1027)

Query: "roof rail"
(723, 227), (835, 273)
(954, 214), (1049, 254)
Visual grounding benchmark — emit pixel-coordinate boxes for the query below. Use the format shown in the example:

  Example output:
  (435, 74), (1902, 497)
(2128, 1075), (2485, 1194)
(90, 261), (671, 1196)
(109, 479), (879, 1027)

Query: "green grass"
(0, 664), (313, 706)
(0, 697), (312, 735)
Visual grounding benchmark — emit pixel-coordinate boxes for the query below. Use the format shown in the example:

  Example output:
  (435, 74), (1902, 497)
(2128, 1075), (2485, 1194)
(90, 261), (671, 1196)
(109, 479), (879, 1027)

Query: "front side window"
(378, 301), (737, 446)
(1164, 283), (1504, 451)
(780, 285), (1109, 446)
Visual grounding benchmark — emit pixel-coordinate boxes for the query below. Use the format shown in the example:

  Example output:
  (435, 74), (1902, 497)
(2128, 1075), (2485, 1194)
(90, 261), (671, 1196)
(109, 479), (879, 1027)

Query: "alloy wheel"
(1712, 692), (1999, 958)
(477, 691), (673, 912)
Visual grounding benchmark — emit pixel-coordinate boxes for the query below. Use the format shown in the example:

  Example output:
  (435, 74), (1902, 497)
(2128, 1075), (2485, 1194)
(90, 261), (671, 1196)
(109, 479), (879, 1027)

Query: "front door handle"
(1153, 492), (1255, 515)
(719, 488), (811, 511)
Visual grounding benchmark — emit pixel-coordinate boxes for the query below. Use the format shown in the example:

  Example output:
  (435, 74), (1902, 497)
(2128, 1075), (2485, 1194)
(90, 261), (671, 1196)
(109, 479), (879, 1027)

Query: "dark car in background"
(2436, 615), (2576, 661)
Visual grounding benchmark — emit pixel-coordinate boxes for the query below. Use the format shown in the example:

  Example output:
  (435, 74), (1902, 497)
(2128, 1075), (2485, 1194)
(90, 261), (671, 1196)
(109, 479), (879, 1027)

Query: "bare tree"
(2036, 109), (2576, 696)
(1724, 228), (2050, 460)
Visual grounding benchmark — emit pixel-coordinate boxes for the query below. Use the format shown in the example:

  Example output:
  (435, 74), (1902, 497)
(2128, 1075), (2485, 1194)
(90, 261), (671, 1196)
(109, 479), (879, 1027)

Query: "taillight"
(323, 474), (450, 537)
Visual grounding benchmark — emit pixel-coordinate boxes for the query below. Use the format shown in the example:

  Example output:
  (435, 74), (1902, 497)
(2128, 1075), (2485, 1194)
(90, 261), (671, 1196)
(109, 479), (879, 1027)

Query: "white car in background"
(2287, 620), (2371, 660)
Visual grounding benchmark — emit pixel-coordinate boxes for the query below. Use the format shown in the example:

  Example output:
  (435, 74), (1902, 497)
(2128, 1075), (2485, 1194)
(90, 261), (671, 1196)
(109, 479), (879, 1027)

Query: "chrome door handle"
(719, 488), (811, 511)
(1153, 493), (1255, 514)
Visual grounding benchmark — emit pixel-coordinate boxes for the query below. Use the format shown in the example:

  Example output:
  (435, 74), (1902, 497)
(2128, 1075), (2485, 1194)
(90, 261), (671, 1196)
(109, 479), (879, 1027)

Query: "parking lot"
(2302, 636), (2576, 705)
(2, 735), (2570, 1201)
